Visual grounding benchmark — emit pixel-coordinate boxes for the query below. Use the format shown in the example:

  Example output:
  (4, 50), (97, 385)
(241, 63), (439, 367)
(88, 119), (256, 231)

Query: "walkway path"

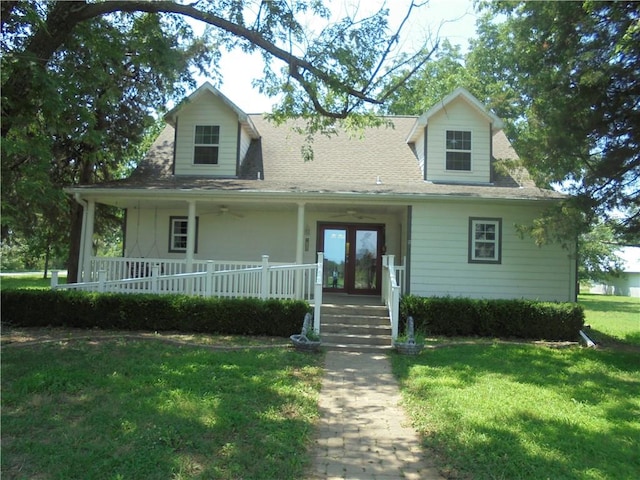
(309, 351), (445, 480)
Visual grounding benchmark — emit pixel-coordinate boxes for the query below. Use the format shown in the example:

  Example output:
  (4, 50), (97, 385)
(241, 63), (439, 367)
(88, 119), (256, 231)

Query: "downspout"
(74, 193), (88, 282)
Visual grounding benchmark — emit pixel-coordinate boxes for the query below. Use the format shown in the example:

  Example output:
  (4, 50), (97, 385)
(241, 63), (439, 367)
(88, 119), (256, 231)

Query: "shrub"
(400, 295), (584, 341)
(1, 290), (310, 337)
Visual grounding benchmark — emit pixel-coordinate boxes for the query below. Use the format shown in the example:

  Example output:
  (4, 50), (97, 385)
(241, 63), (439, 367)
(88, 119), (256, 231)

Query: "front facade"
(68, 83), (577, 302)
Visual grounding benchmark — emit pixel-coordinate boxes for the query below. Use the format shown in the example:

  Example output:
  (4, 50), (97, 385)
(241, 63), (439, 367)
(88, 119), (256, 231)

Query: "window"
(469, 218), (501, 263)
(194, 125), (220, 164)
(446, 130), (471, 171)
(169, 216), (199, 253)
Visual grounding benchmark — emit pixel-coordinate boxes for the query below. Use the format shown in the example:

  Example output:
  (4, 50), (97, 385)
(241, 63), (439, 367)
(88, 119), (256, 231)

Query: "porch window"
(194, 125), (220, 164)
(446, 130), (471, 171)
(169, 216), (199, 253)
(469, 218), (501, 263)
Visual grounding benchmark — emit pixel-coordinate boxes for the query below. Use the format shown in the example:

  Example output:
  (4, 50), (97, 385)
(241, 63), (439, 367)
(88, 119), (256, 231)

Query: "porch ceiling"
(83, 194), (407, 217)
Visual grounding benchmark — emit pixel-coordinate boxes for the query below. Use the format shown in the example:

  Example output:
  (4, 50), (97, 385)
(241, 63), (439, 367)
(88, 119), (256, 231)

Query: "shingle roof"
(89, 115), (563, 201)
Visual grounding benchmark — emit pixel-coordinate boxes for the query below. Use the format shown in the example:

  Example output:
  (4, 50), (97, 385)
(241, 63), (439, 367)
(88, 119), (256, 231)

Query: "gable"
(407, 88), (504, 185)
(171, 90), (241, 177)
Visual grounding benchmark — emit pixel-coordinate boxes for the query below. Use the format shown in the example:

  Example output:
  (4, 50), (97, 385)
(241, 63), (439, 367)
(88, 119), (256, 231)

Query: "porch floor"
(318, 293), (383, 306)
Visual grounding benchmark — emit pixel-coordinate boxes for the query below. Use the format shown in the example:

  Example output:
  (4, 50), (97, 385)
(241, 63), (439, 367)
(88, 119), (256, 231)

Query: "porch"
(52, 254), (405, 342)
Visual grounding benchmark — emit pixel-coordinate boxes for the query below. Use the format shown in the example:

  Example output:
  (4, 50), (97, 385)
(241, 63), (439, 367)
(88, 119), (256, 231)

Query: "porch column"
(82, 199), (95, 282)
(295, 202), (305, 264)
(186, 200), (196, 272)
(295, 203), (305, 299)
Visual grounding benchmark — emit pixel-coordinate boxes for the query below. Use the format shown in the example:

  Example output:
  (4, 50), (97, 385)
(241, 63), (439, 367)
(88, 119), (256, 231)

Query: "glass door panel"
(354, 230), (378, 290)
(322, 228), (346, 290)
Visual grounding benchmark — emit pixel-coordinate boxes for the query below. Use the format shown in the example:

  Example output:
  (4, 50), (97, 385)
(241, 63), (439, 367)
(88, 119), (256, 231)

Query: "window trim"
(468, 217), (502, 264)
(445, 130), (472, 171)
(169, 216), (199, 253)
(193, 125), (220, 165)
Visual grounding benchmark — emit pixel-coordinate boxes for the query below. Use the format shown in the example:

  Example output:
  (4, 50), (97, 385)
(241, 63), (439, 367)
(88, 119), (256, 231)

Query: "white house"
(590, 246), (640, 297)
(66, 83), (577, 303)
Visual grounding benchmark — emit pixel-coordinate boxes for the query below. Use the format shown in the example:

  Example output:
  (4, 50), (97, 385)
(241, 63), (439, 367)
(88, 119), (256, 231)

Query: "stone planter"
(290, 334), (322, 352)
(393, 340), (425, 355)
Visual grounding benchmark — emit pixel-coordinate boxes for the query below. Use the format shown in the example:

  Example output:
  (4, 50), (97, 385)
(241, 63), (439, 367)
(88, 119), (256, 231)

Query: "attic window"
(194, 125), (220, 164)
(446, 130), (471, 171)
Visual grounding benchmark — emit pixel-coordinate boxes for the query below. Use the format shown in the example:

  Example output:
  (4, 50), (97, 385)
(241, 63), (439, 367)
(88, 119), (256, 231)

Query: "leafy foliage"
(400, 295), (585, 341)
(1, 1), (436, 278)
(470, 1), (640, 240)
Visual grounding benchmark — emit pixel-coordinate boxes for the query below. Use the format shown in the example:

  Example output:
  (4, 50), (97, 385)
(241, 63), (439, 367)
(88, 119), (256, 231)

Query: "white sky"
(197, 0), (478, 113)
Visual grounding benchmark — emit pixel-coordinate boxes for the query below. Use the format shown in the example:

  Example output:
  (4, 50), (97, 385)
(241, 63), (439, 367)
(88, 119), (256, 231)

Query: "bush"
(1, 290), (310, 337)
(400, 295), (584, 341)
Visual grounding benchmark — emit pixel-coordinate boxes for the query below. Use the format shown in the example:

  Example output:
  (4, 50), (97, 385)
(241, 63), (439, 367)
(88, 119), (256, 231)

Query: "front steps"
(320, 302), (392, 353)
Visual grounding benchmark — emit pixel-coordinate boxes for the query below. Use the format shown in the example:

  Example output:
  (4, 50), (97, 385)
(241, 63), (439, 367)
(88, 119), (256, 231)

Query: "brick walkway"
(308, 351), (445, 480)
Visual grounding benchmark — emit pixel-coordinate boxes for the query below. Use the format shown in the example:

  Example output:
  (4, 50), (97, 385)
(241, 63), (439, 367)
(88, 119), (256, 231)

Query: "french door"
(318, 223), (384, 295)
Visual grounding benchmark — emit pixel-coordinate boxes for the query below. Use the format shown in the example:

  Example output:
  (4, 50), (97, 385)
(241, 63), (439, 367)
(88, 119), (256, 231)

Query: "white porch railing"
(382, 255), (402, 340)
(86, 256), (277, 282)
(53, 255), (323, 303)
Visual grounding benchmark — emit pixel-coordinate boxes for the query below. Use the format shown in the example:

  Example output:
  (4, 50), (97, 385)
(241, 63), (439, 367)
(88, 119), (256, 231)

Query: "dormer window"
(446, 130), (471, 171)
(194, 125), (220, 164)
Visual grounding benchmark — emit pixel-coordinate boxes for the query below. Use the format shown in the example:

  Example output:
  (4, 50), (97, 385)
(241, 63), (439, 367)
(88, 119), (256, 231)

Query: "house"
(66, 83), (577, 305)
(589, 246), (640, 297)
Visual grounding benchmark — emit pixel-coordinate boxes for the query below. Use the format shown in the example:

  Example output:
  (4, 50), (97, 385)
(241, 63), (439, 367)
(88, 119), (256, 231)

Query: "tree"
(468, 1), (640, 242)
(2, 1), (436, 280)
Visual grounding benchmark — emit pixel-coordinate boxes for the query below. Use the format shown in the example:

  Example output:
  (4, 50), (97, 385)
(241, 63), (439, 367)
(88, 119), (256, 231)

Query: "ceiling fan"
(217, 205), (244, 218)
(330, 209), (375, 220)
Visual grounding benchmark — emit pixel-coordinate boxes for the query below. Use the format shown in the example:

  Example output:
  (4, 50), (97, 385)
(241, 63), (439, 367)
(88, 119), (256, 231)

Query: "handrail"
(382, 255), (401, 341)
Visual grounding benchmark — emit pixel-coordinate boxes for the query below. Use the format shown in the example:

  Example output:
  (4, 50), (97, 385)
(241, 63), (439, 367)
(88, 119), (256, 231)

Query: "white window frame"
(169, 216), (199, 253)
(469, 217), (501, 264)
(193, 125), (220, 165)
(446, 130), (472, 171)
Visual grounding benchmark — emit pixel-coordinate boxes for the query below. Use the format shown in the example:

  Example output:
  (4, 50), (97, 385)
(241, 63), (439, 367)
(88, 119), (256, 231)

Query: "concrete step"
(318, 300), (392, 352)
(321, 314), (389, 327)
(322, 323), (391, 336)
(322, 343), (394, 354)
(321, 332), (391, 346)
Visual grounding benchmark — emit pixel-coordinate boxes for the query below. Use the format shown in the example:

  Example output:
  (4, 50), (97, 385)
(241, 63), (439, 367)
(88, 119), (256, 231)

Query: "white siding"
(125, 206), (408, 266)
(425, 97), (491, 184)
(173, 91), (239, 176)
(238, 127), (253, 172)
(409, 201), (576, 302)
(126, 207), (298, 262)
(413, 129), (425, 178)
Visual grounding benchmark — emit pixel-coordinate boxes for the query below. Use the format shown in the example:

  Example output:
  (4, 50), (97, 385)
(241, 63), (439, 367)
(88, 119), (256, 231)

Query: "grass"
(578, 294), (640, 346)
(0, 273), (65, 290)
(392, 295), (640, 480)
(1, 340), (324, 480)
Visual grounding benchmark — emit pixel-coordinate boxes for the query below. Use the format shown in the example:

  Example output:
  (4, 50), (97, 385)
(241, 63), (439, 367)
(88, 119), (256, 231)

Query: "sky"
(199, 0), (478, 113)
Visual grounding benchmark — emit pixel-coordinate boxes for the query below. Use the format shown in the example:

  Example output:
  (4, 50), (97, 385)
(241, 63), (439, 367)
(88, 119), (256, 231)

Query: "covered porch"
(53, 253), (405, 341)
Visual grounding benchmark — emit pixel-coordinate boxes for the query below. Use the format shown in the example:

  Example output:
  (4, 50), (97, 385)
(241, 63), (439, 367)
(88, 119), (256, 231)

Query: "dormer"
(164, 82), (260, 177)
(406, 88), (504, 184)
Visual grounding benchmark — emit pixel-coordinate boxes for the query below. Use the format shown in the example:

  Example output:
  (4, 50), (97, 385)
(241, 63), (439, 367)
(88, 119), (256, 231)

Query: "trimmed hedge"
(1, 289), (310, 337)
(400, 295), (584, 341)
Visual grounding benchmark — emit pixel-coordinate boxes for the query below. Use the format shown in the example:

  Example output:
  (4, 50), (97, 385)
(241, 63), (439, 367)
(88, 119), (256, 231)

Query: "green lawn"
(0, 273), (64, 290)
(579, 294), (640, 346)
(1, 340), (323, 480)
(392, 295), (640, 480)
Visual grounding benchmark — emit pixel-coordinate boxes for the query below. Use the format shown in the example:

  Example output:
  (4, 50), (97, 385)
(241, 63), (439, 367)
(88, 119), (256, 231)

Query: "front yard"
(392, 294), (640, 479)
(2, 275), (638, 479)
(1, 339), (323, 480)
